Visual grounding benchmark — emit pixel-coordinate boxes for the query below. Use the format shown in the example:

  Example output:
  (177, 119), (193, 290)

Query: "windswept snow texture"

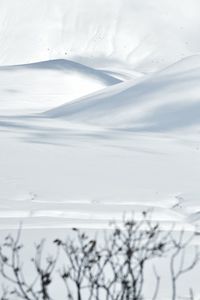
(0, 0), (200, 231)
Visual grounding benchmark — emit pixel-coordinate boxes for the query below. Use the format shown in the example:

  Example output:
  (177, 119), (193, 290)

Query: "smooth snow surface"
(46, 55), (200, 132)
(0, 59), (121, 115)
(1, 0), (200, 72)
(1, 0), (200, 232)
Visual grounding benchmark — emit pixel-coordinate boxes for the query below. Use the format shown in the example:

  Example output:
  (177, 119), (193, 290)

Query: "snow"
(0, 59), (121, 115)
(0, 115), (200, 230)
(2, 2), (200, 299)
(45, 55), (200, 132)
(1, 0), (200, 71)
(0, 0), (200, 233)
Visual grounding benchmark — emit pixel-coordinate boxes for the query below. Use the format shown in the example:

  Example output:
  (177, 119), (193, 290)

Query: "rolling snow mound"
(0, 59), (121, 114)
(45, 55), (200, 132)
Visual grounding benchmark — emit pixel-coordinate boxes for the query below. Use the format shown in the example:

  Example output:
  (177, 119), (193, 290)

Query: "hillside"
(46, 55), (200, 133)
(1, 0), (200, 73)
(0, 59), (121, 114)
(0, 0), (200, 231)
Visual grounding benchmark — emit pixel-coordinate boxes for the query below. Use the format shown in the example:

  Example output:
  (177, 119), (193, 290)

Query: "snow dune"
(45, 55), (200, 133)
(0, 59), (121, 115)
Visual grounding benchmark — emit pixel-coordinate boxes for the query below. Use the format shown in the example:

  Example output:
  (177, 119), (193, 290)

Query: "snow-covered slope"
(1, 0), (200, 232)
(0, 59), (121, 114)
(1, 0), (200, 72)
(1, 53), (200, 230)
(45, 55), (200, 132)
(1, 1), (200, 299)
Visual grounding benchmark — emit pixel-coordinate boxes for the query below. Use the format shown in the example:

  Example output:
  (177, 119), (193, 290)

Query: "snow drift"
(45, 55), (200, 132)
(0, 59), (120, 114)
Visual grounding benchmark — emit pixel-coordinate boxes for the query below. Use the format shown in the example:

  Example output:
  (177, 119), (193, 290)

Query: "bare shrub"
(0, 213), (199, 300)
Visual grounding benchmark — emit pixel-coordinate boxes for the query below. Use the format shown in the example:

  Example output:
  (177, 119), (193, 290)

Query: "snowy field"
(1, 1), (200, 299)
(0, 0), (200, 232)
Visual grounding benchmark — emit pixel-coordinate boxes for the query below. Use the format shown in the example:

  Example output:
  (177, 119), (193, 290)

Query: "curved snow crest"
(1, 0), (200, 72)
(0, 59), (121, 86)
(45, 55), (200, 132)
(0, 59), (121, 115)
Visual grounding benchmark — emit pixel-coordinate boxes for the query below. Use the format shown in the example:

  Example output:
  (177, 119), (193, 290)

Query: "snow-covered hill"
(1, 2), (200, 299)
(0, 0), (200, 233)
(0, 59), (121, 114)
(46, 55), (200, 133)
(1, 0), (200, 72)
